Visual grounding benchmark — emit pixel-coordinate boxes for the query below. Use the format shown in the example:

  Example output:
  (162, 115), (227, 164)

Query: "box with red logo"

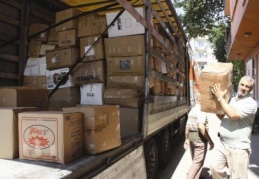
(18, 111), (83, 164)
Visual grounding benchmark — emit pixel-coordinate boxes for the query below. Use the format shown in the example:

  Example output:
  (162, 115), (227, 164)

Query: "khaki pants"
(187, 141), (207, 179)
(210, 141), (250, 179)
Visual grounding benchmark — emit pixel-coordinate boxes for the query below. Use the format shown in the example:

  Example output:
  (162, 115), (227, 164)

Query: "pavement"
(171, 113), (259, 179)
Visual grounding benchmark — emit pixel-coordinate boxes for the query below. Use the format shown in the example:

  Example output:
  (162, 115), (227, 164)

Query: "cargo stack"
(102, 8), (146, 136)
(24, 23), (55, 88)
(75, 13), (107, 105)
(149, 25), (181, 114)
(46, 9), (81, 110)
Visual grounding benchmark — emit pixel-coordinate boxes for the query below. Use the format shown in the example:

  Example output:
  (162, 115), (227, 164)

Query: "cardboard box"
(0, 107), (36, 159)
(24, 57), (46, 76)
(80, 35), (105, 61)
(46, 68), (75, 89)
(80, 83), (104, 105)
(29, 23), (48, 42)
(63, 105), (121, 154)
(28, 40), (41, 58)
(23, 76), (47, 89)
(55, 9), (81, 32)
(78, 14), (107, 37)
(120, 107), (140, 136)
(200, 62), (233, 114)
(106, 56), (145, 76)
(19, 111), (83, 164)
(48, 86), (80, 111)
(0, 87), (49, 110)
(104, 88), (144, 108)
(47, 24), (58, 42)
(58, 29), (77, 47)
(104, 35), (145, 57)
(73, 60), (105, 85)
(46, 47), (79, 70)
(106, 75), (145, 89)
(40, 44), (56, 56)
(106, 7), (145, 37)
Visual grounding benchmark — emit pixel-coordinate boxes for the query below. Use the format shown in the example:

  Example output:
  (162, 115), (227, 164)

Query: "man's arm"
(211, 84), (240, 120)
(198, 123), (214, 150)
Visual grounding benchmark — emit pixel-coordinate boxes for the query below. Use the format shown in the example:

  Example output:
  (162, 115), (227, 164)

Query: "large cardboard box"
(23, 76), (47, 89)
(46, 68), (75, 89)
(106, 56), (145, 76)
(0, 87), (49, 110)
(80, 83), (104, 105)
(80, 35), (105, 61)
(78, 14), (107, 37)
(63, 105), (121, 154)
(73, 60), (105, 85)
(55, 9), (81, 32)
(106, 7), (145, 37)
(19, 111), (83, 164)
(0, 107), (36, 159)
(104, 35), (145, 57)
(46, 47), (79, 70)
(106, 75), (145, 89)
(49, 86), (80, 111)
(200, 62), (233, 114)
(24, 57), (46, 76)
(104, 88), (144, 108)
(29, 23), (48, 42)
(58, 29), (77, 47)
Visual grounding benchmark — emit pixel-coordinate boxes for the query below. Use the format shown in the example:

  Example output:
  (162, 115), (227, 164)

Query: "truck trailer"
(0, 0), (191, 178)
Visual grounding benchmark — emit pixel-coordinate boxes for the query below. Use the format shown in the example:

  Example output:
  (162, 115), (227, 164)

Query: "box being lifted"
(200, 62), (233, 114)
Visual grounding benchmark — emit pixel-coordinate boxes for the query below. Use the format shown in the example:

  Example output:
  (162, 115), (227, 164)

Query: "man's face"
(237, 79), (253, 98)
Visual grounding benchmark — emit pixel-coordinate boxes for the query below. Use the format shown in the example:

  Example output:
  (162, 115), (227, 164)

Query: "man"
(210, 76), (257, 179)
(184, 92), (214, 179)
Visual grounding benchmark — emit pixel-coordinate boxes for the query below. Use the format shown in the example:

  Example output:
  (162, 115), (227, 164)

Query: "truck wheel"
(144, 139), (158, 179)
(157, 128), (171, 167)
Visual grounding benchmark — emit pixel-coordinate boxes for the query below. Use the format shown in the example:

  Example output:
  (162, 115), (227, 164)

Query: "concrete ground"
(171, 113), (259, 179)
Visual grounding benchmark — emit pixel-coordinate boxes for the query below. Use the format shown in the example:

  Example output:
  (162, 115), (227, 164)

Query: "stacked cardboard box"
(76, 13), (107, 105)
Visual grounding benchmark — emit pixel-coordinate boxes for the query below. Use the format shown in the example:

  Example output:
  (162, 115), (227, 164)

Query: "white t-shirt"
(219, 96), (257, 149)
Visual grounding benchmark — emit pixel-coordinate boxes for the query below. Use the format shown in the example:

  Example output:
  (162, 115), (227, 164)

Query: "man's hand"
(208, 140), (214, 150)
(210, 84), (227, 100)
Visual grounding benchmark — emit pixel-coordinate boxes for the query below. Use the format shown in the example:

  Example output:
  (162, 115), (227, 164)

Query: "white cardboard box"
(106, 7), (145, 37)
(24, 57), (47, 76)
(80, 83), (104, 105)
(46, 68), (75, 89)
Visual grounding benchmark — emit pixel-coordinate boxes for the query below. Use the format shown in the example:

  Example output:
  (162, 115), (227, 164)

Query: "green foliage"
(174, 0), (225, 38)
(173, 0), (228, 62)
(229, 60), (244, 92)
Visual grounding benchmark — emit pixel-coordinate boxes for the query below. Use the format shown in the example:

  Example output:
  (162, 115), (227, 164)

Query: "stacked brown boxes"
(200, 62), (233, 114)
(148, 24), (180, 114)
(102, 9), (147, 135)
(76, 13), (107, 105)
(45, 9), (81, 109)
